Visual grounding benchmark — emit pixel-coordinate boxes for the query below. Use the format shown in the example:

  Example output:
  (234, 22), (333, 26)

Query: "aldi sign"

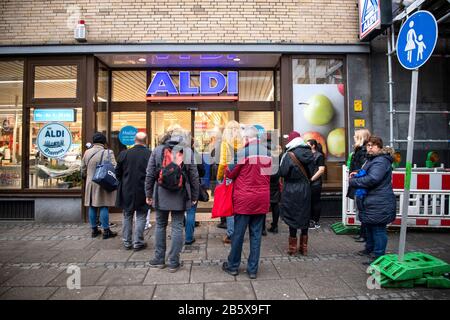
(359, 0), (381, 39)
(358, 0), (392, 41)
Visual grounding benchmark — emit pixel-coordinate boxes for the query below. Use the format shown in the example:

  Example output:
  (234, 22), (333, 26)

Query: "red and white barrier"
(342, 165), (450, 228)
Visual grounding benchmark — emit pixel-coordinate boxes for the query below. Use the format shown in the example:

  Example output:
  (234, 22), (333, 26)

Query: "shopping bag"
(211, 179), (233, 218)
(92, 150), (118, 192)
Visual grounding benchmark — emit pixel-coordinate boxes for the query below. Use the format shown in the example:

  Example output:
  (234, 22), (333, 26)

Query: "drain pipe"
(387, 26), (395, 148)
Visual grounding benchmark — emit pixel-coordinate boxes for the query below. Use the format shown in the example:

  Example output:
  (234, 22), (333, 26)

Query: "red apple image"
(302, 131), (328, 157)
(338, 84), (345, 96)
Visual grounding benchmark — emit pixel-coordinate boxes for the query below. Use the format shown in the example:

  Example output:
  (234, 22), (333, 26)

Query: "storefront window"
(112, 71), (146, 101)
(292, 58), (345, 188)
(239, 71), (274, 101)
(29, 108), (83, 189)
(151, 111), (191, 149)
(111, 112), (146, 156)
(239, 111), (275, 131)
(0, 61), (23, 189)
(34, 65), (78, 99)
(97, 68), (109, 136)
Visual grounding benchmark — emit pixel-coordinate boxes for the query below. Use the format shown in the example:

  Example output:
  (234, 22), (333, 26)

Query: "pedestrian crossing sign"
(359, 0), (381, 40)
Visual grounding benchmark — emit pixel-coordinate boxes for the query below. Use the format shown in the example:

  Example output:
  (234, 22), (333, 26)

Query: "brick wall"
(0, 0), (359, 45)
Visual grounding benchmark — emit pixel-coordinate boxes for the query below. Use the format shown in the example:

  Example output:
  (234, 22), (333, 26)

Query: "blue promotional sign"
(37, 122), (72, 159)
(34, 109), (75, 122)
(396, 11), (438, 70)
(119, 126), (138, 146)
(147, 71), (238, 95)
(254, 125), (265, 139)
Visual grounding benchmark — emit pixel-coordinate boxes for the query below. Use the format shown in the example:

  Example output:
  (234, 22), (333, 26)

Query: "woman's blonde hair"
(222, 120), (242, 145)
(353, 129), (371, 148)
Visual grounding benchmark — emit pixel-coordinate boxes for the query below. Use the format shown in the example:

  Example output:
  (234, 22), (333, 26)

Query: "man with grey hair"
(222, 125), (272, 279)
(116, 131), (151, 251)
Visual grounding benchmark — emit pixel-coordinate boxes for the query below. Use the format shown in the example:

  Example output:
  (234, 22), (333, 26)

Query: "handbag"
(211, 174), (233, 218)
(198, 184), (210, 202)
(92, 150), (118, 192)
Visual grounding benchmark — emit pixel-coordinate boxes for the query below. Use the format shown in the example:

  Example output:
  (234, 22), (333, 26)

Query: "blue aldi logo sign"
(359, 0), (381, 40)
(37, 123), (72, 159)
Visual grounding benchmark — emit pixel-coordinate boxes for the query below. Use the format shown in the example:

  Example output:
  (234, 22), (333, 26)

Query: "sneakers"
(123, 244), (133, 250)
(185, 238), (196, 245)
(168, 262), (183, 273)
(222, 262), (238, 276)
(355, 237), (366, 243)
(149, 259), (166, 269)
(195, 221), (200, 227)
(102, 228), (117, 239)
(248, 273), (257, 280)
(309, 220), (321, 229)
(268, 225), (278, 234)
(356, 249), (372, 256)
(262, 229), (267, 236)
(133, 242), (147, 252)
(217, 222), (227, 229)
(223, 235), (231, 244)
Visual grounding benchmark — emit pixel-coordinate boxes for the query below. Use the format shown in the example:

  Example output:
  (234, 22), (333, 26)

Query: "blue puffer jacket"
(349, 147), (396, 225)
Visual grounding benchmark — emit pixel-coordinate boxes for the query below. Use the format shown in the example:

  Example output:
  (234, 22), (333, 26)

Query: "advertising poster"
(293, 84), (345, 161)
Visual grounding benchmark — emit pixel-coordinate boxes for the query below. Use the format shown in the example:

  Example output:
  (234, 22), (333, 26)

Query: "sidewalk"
(0, 218), (449, 300)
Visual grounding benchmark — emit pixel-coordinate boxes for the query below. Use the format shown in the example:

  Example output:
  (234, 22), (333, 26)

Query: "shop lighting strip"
(146, 95), (238, 102)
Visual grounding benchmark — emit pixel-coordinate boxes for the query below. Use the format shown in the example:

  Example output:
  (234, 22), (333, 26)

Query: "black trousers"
(289, 227), (308, 237)
(310, 184), (322, 223)
(263, 202), (280, 231)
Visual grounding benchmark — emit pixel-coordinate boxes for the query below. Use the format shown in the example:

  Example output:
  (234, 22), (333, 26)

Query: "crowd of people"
(81, 124), (397, 277)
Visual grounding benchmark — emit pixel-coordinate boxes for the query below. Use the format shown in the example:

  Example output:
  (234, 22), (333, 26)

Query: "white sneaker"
(145, 223), (152, 230)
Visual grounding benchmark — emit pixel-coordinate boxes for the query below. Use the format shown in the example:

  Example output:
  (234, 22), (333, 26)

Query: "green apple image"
(327, 128), (345, 157)
(300, 94), (334, 126)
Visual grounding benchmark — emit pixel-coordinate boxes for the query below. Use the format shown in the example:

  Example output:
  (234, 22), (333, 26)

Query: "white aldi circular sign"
(37, 123), (72, 159)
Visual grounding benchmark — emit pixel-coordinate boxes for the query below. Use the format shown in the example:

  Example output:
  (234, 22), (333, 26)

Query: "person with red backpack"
(145, 129), (199, 273)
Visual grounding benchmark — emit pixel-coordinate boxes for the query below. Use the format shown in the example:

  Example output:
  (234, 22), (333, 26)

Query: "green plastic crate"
(371, 252), (450, 281)
(371, 272), (415, 288)
(425, 275), (450, 289)
(330, 222), (360, 235)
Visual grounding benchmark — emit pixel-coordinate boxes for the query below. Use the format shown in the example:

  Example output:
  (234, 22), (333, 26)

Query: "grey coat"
(81, 144), (117, 207)
(145, 139), (199, 211)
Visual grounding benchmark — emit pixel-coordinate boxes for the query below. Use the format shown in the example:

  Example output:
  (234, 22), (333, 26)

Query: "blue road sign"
(396, 10), (438, 70)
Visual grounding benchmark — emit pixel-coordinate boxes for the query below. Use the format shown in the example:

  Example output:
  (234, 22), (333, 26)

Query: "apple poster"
(293, 84), (345, 162)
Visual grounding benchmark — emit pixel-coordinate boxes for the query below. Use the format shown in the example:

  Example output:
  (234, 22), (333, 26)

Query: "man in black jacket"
(116, 132), (151, 251)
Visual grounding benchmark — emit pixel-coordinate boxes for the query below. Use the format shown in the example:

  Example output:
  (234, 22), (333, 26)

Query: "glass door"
(194, 111), (234, 210)
(111, 112), (147, 156)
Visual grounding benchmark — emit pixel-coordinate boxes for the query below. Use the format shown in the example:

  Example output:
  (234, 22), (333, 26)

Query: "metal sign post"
(398, 69), (418, 261)
(395, 10), (438, 261)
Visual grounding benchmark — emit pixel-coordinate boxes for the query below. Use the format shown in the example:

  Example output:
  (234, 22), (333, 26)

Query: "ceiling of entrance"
(95, 53), (281, 68)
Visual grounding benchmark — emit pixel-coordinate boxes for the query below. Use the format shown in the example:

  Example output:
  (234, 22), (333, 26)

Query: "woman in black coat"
(279, 131), (315, 256)
(347, 129), (371, 242)
(349, 136), (396, 264)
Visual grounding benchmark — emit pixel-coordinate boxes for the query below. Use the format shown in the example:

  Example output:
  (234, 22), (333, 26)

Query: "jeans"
(365, 223), (388, 257)
(226, 216), (234, 238)
(89, 206), (109, 229)
(122, 209), (146, 248)
(153, 210), (184, 267)
(185, 204), (198, 243)
(227, 214), (265, 275)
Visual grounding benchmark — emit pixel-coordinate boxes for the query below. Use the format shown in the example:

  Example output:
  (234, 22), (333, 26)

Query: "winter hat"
(287, 131), (301, 143)
(92, 132), (107, 145)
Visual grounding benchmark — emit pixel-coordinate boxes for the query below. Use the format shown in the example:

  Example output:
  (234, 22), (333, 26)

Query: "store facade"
(0, 45), (372, 222)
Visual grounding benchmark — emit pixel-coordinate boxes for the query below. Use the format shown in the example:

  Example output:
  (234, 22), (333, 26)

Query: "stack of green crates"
(369, 252), (450, 289)
(330, 222), (360, 235)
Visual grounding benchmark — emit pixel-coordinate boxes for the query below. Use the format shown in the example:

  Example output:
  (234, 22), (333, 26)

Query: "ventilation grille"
(0, 200), (35, 220)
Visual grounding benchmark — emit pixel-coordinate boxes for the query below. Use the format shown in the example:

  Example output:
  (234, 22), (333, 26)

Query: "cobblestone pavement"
(0, 218), (449, 300)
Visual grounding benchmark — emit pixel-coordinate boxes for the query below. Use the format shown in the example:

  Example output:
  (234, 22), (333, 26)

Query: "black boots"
(91, 227), (102, 238)
(102, 228), (117, 239)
